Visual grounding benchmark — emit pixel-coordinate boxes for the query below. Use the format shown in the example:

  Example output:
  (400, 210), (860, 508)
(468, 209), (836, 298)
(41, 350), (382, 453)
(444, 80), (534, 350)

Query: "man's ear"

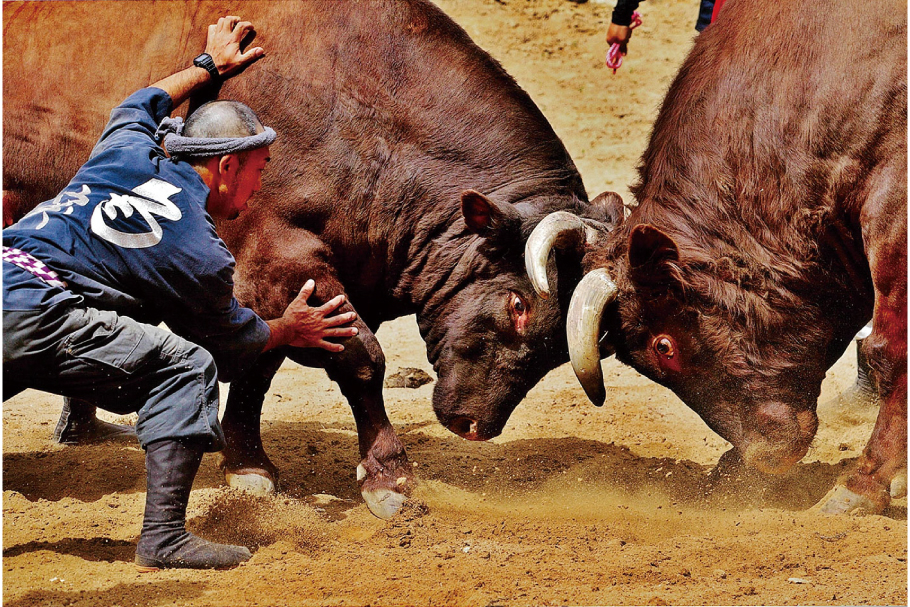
(628, 223), (682, 289)
(461, 190), (522, 237)
(217, 153), (241, 181)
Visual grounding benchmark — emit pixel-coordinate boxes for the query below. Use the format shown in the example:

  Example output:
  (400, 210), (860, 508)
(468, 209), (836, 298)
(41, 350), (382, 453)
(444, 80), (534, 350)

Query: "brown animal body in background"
(528, 0), (906, 513)
(3, 0), (613, 517)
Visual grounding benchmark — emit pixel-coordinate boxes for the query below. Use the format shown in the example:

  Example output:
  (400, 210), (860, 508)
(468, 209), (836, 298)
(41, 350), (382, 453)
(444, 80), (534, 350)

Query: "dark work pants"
(3, 302), (224, 451)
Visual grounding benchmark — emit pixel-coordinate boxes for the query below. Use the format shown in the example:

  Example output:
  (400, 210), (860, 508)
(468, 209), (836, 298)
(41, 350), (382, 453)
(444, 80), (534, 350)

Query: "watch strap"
(193, 52), (220, 81)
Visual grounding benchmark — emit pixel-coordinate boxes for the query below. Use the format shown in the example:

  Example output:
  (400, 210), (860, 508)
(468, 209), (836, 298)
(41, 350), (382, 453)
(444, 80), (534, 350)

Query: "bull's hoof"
(817, 485), (884, 515)
(361, 485), (408, 520)
(705, 448), (751, 486)
(890, 469), (907, 499)
(224, 469), (277, 496)
(356, 463), (413, 519)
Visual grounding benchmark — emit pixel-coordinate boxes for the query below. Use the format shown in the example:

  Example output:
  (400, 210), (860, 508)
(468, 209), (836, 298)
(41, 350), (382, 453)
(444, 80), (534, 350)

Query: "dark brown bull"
(528, 0), (907, 513)
(3, 0), (614, 517)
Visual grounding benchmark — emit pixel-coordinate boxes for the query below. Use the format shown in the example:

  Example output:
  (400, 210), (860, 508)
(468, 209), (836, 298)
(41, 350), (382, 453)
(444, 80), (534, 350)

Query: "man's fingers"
(233, 21), (255, 44)
(206, 17), (265, 76)
(318, 294), (347, 314)
(319, 341), (346, 353)
(219, 16), (241, 30)
(297, 279), (316, 302)
(324, 326), (359, 337)
(239, 27), (258, 51)
(240, 47), (266, 63)
(324, 311), (357, 327)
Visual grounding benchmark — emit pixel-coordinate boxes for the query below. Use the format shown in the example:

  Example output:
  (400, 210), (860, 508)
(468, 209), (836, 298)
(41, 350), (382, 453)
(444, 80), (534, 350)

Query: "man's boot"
(53, 397), (137, 444)
(135, 439), (252, 571)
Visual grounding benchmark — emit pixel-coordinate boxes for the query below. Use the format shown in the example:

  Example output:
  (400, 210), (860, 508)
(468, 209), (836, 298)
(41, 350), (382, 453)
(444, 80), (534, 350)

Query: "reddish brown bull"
(3, 1), (614, 517)
(528, 0), (906, 513)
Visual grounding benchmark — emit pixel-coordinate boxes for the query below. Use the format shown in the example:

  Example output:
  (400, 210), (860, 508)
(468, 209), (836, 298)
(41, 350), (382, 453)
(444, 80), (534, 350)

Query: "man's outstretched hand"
(265, 280), (359, 352)
(205, 15), (265, 79)
(151, 15), (266, 108)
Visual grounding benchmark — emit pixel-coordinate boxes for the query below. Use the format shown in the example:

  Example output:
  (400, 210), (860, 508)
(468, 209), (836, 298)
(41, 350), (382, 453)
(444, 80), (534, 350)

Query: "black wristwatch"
(193, 52), (220, 82)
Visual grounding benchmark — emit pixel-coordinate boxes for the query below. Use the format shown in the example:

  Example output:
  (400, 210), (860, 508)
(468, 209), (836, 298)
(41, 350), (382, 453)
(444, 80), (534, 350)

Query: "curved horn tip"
(525, 211), (591, 300)
(582, 381), (606, 407)
(566, 267), (616, 408)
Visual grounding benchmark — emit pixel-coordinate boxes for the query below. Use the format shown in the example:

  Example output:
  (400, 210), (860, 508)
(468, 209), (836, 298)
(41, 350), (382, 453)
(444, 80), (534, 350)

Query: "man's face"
(221, 146), (271, 220)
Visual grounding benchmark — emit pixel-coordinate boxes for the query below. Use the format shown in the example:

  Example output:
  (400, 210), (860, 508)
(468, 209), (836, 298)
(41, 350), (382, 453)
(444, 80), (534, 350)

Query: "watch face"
(194, 53), (218, 77)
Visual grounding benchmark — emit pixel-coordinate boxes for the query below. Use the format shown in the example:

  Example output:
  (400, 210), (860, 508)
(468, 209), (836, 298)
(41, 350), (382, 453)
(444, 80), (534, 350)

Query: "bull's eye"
(654, 336), (675, 358)
(509, 292), (530, 333)
(512, 295), (526, 315)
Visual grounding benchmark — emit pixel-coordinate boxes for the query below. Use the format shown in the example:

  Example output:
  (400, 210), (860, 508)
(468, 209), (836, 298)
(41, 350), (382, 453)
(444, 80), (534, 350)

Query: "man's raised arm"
(152, 16), (264, 108)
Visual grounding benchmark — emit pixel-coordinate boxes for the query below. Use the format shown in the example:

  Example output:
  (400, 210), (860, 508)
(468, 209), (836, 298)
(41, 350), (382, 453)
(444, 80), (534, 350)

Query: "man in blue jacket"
(2, 16), (358, 570)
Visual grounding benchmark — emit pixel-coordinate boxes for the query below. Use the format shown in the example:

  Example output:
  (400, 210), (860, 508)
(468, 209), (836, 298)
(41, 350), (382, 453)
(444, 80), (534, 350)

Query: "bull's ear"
(628, 224), (681, 288)
(461, 190), (521, 237)
(584, 191), (626, 230)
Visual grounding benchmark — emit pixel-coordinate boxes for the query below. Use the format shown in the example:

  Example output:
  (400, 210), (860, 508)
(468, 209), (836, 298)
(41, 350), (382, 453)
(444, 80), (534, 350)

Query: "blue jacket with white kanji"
(2, 87), (270, 382)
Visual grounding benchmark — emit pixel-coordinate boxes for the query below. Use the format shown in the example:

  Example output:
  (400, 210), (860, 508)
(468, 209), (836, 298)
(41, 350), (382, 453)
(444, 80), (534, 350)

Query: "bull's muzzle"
(448, 416), (483, 441)
(741, 406), (818, 474)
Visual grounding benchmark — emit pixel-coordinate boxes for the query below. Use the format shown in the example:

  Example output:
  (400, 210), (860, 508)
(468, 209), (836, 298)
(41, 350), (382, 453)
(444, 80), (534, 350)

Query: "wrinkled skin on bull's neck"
(581, 0), (906, 513)
(3, 0), (606, 517)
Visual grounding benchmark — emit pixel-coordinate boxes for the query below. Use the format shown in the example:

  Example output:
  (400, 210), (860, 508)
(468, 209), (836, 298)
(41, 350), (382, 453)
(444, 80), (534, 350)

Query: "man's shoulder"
(114, 87), (173, 119)
(89, 88), (174, 158)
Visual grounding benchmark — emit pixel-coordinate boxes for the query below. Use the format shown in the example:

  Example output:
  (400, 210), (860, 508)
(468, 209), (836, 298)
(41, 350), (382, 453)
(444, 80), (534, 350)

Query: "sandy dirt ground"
(3, 0), (907, 605)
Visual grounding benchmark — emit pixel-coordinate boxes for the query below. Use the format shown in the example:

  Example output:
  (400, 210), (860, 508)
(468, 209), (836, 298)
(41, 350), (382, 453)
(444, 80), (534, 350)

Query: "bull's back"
(214, 2), (582, 269)
(638, 0), (906, 221)
(708, 0), (906, 171)
(4, 1), (230, 208)
(4, 1), (582, 272)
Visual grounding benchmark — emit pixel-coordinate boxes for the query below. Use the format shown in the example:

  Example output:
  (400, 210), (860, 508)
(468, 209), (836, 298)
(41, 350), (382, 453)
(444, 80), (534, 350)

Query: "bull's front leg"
(287, 323), (415, 520)
(821, 205), (907, 514)
(220, 349), (288, 495)
(821, 321), (908, 514)
(224, 224), (412, 517)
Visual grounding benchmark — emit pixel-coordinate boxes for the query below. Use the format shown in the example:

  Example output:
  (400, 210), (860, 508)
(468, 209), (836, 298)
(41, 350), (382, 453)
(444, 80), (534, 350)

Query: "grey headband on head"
(155, 116), (277, 157)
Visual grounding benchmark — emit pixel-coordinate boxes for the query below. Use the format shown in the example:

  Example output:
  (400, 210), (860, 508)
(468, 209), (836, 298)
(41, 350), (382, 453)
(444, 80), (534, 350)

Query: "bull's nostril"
(450, 416), (479, 439)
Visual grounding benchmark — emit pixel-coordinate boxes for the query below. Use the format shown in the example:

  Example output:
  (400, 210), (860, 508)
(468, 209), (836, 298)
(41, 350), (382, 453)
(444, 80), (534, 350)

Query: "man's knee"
(134, 338), (224, 452)
(157, 335), (220, 411)
(180, 340), (218, 383)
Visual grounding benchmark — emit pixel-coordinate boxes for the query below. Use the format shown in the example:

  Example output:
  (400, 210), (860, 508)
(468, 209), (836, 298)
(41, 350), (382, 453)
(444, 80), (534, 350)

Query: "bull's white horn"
(525, 211), (604, 298)
(567, 268), (617, 407)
